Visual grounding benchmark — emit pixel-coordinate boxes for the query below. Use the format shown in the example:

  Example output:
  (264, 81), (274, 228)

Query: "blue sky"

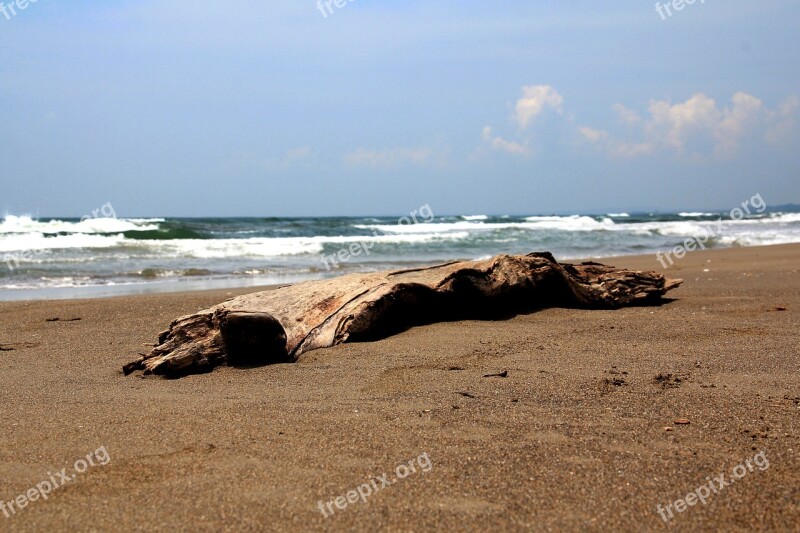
(1, 0), (798, 217)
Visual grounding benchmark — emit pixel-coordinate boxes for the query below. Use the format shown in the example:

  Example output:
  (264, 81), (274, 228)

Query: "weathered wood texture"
(123, 252), (681, 378)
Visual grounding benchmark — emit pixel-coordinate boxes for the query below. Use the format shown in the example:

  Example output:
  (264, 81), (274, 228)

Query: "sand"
(0, 245), (798, 531)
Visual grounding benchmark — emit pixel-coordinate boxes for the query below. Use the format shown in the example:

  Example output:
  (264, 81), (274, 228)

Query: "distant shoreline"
(2, 242), (798, 303)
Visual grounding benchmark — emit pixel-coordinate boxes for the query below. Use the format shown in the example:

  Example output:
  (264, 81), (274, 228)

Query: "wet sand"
(0, 245), (798, 531)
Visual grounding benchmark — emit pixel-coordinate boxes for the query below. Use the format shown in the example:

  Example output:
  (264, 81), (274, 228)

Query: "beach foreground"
(1, 245), (798, 531)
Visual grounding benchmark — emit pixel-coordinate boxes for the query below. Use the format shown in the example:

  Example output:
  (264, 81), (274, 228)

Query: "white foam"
(0, 230), (475, 260)
(716, 231), (800, 247)
(522, 215), (616, 231)
(0, 215), (161, 235)
(128, 238), (323, 259)
(0, 233), (128, 253)
(358, 216), (617, 234)
(311, 232), (470, 245)
(768, 212), (800, 223)
(354, 221), (485, 234)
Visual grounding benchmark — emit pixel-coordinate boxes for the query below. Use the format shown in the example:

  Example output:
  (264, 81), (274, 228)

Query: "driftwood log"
(123, 252), (681, 378)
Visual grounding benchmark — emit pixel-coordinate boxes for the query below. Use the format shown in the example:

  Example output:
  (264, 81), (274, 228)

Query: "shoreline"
(2, 242), (799, 304)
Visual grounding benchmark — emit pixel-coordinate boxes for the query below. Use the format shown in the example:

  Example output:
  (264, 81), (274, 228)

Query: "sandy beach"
(0, 244), (798, 531)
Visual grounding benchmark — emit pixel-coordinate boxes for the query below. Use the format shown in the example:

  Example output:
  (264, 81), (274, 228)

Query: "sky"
(1, 0), (799, 217)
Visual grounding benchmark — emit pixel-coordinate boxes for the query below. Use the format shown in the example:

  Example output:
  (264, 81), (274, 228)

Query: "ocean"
(1, 209), (799, 301)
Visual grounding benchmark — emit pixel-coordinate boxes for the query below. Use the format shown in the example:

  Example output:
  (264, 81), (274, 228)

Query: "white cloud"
(577, 126), (607, 143)
(480, 84), (563, 157)
(483, 87), (796, 162)
(648, 93), (723, 154)
(612, 104), (641, 125)
(713, 92), (765, 156)
(580, 92), (799, 159)
(344, 146), (433, 168)
(514, 85), (564, 129)
(482, 126), (529, 156)
(765, 95), (799, 146)
(233, 146), (313, 171)
(281, 146), (313, 166)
